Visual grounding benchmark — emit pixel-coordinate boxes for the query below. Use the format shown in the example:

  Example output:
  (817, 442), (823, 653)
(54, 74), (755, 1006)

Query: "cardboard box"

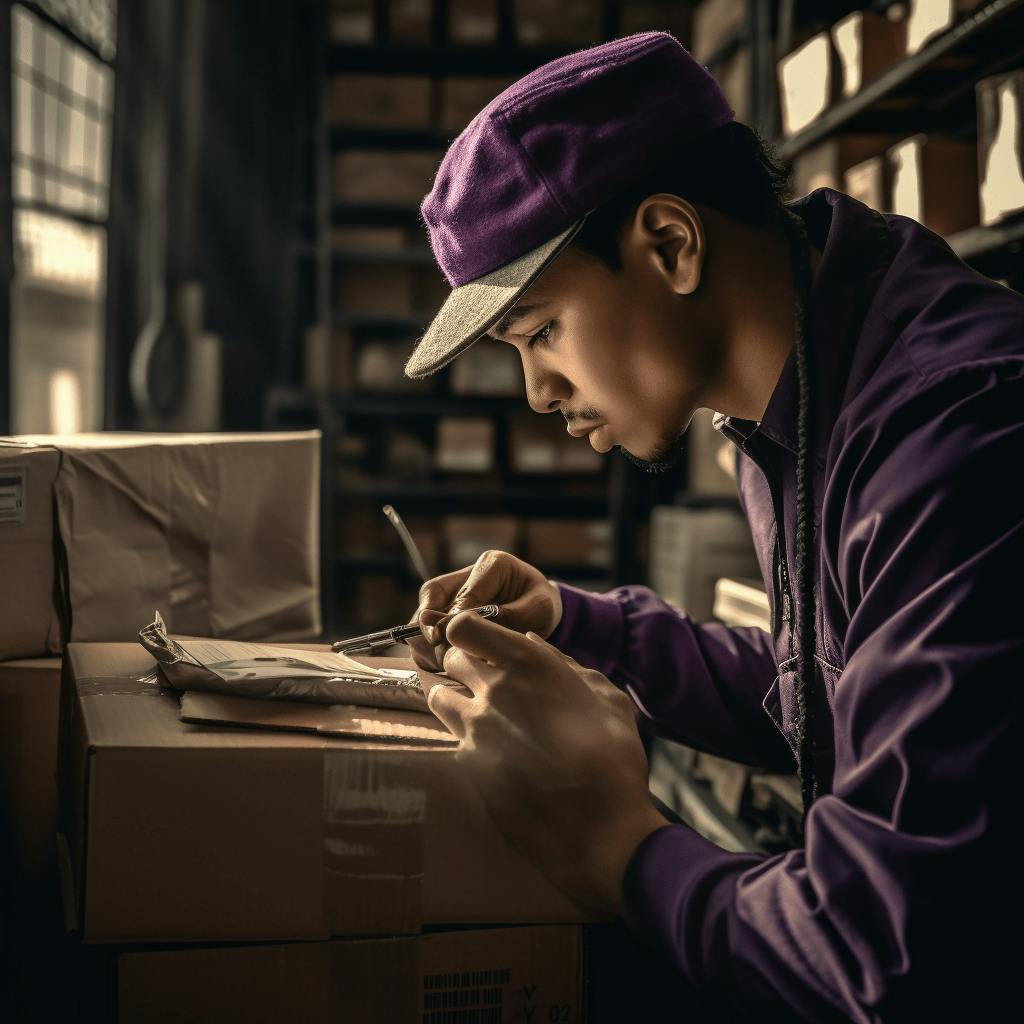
(113, 925), (582, 1024)
(442, 515), (520, 567)
(524, 519), (611, 568)
(844, 154), (888, 211)
(904, 0), (984, 56)
(330, 225), (412, 251)
(778, 32), (839, 138)
(977, 70), (1024, 226)
(0, 433), (321, 660)
(449, 0), (499, 45)
(440, 76), (516, 132)
(513, 0), (602, 46)
(329, 0), (374, 43)
(389, 0), (432, 44)
(59, 643), (590, 942)
(435, 417), (495, 472)
(508, 414), (602, 474)
(328, 75), (432, 128)
(830, 9), (905, 98)
(337, 264), (417, 314)
(648, 506), (760, 623)
(0, 657), (62, 893)
(691, 0), (744, 65)
(887, 133), (979, 236)
(333, 151), (443, 204)
(450, 340), (522, 396)
(790, 133), (899, 199)
(619, 1), (691, 40)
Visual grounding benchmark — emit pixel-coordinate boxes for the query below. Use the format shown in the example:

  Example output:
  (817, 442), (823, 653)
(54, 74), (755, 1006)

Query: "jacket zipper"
(716, 420), (793, 634)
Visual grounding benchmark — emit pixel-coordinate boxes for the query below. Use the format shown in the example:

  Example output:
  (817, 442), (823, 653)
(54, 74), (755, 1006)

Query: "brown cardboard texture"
(0, 432), (321, 659)
(0, 442), (63, 657)
(0, 658), (62, 892)
(115, 925), (582, 1024)
(60, 643), (594, 942)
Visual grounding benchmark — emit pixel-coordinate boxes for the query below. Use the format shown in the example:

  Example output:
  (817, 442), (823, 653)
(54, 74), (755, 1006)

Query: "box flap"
(180, 692), (457, 746)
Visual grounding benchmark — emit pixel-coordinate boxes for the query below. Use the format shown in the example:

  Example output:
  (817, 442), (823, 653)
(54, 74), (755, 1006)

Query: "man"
(402, 31), (1024, 1022)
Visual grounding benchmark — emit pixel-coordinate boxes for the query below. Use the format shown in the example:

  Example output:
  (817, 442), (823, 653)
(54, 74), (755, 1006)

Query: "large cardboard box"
(113, 925), (583, 1024)
(333, 150), (443, 204)
(0, 432), (321, 659)
(59, 644), (593, 943)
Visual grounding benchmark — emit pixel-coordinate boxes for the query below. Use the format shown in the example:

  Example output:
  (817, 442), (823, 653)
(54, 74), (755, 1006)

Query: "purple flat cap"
(404, 30), (734, 379)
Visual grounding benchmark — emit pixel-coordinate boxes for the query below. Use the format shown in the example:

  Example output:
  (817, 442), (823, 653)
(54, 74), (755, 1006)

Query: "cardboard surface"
(0, 432), (321, 659)
(0, 657), (62, 890)
(60, 643), (594, 943)
(115, 925), (582, 1024)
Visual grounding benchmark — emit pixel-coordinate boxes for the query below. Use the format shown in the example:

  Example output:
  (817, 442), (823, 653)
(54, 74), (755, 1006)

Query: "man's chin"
(619, 438), (687, 474)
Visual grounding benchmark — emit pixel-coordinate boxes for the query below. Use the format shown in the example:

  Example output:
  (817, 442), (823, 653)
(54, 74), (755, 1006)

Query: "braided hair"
(780, 207), (819, 823)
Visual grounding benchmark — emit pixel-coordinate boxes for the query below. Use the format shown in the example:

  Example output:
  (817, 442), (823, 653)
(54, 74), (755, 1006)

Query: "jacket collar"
(712, 188), (895, 465)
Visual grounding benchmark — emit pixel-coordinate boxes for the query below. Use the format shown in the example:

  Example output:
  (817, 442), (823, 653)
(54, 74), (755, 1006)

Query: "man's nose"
(524, 369), (567, 415)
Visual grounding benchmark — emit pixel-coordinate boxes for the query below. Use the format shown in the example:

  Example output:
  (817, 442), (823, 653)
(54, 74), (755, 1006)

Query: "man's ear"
(629, 193), (704, 297)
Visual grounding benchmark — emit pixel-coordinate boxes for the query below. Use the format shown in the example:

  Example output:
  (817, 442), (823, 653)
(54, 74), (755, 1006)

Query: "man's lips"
(566, 422), (602, 438)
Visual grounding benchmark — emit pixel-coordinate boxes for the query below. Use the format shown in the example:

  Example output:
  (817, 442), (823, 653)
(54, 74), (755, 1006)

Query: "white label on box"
(0, 466), (26, 525)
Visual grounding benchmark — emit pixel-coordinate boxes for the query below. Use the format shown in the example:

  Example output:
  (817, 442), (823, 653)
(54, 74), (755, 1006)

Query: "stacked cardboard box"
(442, 515), (520, 567)
(0, 432), (323, 1020)
(54, 643), (590, 1019)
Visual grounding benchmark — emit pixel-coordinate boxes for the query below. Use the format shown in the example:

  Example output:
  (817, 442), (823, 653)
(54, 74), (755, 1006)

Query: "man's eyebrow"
(486, 304), (544, 341)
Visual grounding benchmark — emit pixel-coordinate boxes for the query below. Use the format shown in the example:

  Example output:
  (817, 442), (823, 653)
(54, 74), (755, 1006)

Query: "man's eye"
(526, 321), (555, 349)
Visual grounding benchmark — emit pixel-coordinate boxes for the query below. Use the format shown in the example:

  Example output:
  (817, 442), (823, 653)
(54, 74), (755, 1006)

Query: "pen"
(331, 604), (500, 654)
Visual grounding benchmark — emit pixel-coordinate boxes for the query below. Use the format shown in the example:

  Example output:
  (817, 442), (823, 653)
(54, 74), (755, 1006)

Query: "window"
(9, 1), (115, 433)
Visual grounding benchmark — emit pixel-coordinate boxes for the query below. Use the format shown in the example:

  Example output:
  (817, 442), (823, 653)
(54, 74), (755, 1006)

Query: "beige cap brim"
(404, 215), (588, 379)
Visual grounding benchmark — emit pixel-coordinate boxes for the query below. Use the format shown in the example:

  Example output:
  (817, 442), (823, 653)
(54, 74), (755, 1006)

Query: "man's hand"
(405, 550), (563, 672)
(427, 609), (671, 915)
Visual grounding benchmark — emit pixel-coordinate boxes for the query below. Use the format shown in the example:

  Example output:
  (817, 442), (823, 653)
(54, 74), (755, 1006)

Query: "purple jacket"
(549, 187), (1024, 1021)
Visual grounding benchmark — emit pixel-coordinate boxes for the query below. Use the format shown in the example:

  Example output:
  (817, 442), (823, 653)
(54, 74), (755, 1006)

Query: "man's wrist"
(544, 579), (564, 638)
(582, 806), (672, 916)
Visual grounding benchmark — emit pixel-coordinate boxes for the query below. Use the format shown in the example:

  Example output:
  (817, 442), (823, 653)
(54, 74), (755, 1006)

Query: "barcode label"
(0, 467), (27, 526)
(423, 966), (509, 1024)
(423, 1011), (502, 1024)
(424, 970), (511, 990)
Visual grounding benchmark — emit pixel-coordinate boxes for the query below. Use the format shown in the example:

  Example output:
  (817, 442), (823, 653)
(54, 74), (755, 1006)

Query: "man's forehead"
(486, 302), (546, 341)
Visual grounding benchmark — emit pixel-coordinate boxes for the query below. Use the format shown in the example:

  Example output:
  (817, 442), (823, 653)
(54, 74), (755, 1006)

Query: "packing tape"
(76, 671), (173, 698)
(322, 749), (426, 936)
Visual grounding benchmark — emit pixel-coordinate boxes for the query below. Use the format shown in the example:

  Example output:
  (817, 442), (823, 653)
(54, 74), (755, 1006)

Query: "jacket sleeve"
(548, 580), (796, 773)
(616, 363), (1024, 1021)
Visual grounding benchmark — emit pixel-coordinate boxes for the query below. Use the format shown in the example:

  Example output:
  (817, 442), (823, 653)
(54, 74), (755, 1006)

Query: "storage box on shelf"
(328, 74), (433, 128)
(778, 31), (840, 139)
(648, 505), (760, 625)
(886, 132), (979, 236)
(830, 7), (906, 98)
(449, 0), (500, 46)
(513, 0), (603, 46)
(390, 0), (433, 44)
(442, 514), (521, 567)
(977, 69), (1024, 226)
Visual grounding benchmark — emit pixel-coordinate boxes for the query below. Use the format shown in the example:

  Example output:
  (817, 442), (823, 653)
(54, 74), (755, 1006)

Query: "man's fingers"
(446, 609), (537, 667)
(425, 679), (473, 738)
(415, 567), (473, 641)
